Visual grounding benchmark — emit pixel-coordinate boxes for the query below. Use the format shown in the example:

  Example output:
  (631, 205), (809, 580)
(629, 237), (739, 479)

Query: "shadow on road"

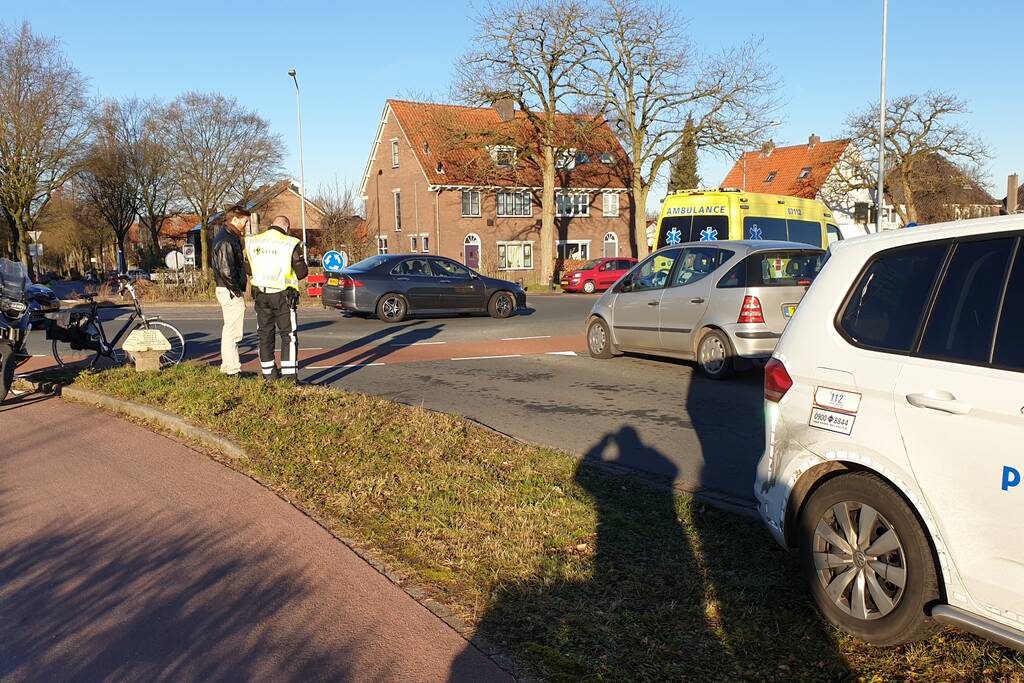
(303, 321), (445, 384)
(449, 384), (850, 679)
(0, 508), (359, 681)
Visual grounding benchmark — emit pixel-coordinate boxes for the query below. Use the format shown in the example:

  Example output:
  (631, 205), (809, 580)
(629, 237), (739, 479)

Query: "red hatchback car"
(560, 257), (638, 293)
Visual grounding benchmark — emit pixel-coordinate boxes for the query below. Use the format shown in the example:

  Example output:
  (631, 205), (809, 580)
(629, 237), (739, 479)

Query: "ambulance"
(655, 189), (840, 250)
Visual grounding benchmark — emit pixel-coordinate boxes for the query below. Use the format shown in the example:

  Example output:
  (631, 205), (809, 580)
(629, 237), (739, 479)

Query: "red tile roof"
(721, 138), (850, 198)
(387, 99), (631, 189)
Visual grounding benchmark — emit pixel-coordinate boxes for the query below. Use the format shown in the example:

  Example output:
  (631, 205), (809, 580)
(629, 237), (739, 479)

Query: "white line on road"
(545, 351), (577, 356)
(451, 354), (523, 361)
(500, 335), (551, 341)
(306, 363), (386, 369)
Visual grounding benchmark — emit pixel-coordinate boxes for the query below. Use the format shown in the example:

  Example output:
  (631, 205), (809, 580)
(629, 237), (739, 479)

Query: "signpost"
(182, 244), (196, 266)
(165, 251), (185, 286)
(28, 230), (42, 242)
(322, 250), (348, 272)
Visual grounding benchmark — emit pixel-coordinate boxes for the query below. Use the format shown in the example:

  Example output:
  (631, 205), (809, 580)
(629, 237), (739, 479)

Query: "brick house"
(359, 100), (634, 282)
(722, 135), (901, 235)
(886, 153), (1000, 224)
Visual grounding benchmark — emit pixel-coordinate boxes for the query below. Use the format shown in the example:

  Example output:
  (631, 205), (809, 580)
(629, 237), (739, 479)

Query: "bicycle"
(50, 278), (186, 369)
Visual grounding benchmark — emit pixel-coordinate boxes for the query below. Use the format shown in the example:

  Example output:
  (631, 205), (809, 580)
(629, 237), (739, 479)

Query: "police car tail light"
(764, 358), (793, 402)
(738, 295), (765, 323)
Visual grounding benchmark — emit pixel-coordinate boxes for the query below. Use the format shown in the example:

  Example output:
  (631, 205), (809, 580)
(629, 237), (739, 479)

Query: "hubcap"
(584, 282), (595, 293)
(699, 336), (726, 374)
(588, 323), (606, 354)
(813, 501), (907, 621)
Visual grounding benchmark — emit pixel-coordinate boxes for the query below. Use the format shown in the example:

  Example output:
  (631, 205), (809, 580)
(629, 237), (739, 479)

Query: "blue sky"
(6, 1), (1021, 208)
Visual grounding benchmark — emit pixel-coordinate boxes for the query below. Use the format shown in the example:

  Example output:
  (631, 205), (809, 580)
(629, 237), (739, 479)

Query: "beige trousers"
(215, 287), (246, 375)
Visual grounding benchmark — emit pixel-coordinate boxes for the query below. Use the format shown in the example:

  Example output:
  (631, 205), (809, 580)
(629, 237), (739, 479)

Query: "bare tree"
(164, 92), (283, 270)
(313, 178), (372, 260)
(456, 0), (596, 286)
(78, 100), (141, 272)
(118, 98), (178, 264)
(837, 91), (990, 226)
(0, 22), (91, 278)
(585, 0), (780, 257)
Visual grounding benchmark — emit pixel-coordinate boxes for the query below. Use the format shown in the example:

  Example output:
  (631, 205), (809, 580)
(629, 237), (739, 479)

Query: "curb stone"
(52, 383), (527, 681)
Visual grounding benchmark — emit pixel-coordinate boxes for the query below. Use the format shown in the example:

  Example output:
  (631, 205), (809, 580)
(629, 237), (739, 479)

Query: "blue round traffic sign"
(322, 250), (347, 272)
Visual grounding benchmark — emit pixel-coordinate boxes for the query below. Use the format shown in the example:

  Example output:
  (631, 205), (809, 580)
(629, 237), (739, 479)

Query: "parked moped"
(1, 259), (33, 403)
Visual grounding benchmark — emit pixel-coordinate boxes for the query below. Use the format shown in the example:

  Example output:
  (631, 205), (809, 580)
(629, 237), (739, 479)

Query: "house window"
(393, 190), (402, 231)
(494, 146), (516, 167)
(421, 234), (430, 253)
(764, 170), (777, 183)
(797, 166), (812, 179)
(575, 152), (591, 165)
(497, 241), (533, 270)
(377, 237), (388, 254)
(391, 139), (399, 168)
(496, 191), (532, 217)
(461, 190), (481, 217)
(556, 192), (590, 217)
(557, 240), (590, 260)
(602, 192), (620, 217)
(603, 232), (618, 257)
(555, 150), (577, 169)
(410, 234), (419, 252)
(598, 152), (614, 164)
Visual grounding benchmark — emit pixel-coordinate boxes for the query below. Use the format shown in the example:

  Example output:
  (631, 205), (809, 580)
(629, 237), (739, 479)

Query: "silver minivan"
(585, 240), (825, 378)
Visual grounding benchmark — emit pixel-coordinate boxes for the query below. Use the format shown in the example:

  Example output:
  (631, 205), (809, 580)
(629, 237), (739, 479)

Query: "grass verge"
(75, 365), (1023, 681)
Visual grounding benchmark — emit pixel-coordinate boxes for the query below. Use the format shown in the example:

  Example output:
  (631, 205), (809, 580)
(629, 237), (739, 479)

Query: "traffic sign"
(28, 243), (43, 256)
(165, 251), (186, 270)
(322, 250), (348, 272)
(28, 230), (42, 242)
(182, 244), (196, 265)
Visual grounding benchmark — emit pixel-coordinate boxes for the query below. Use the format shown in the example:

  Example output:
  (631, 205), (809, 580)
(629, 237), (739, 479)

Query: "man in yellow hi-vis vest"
(245, 216), (308, 381)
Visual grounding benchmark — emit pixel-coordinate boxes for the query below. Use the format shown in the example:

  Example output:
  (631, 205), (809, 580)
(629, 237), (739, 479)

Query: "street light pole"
(876, 0), (889, 233)
(288, 68), (308, 260)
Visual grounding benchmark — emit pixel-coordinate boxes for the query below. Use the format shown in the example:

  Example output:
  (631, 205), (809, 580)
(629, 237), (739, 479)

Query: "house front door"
(465, 244), (480, 269)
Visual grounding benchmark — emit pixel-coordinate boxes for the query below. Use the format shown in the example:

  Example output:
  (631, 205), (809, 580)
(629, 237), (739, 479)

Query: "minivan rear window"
(717, 250), (825, 288)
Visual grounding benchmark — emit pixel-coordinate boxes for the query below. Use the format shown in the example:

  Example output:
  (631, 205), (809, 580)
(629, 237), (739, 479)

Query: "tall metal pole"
(288, 69), (309, 260)
(877, 0), (888, 233)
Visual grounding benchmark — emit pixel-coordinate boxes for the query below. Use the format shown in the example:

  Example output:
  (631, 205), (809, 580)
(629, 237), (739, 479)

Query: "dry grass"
(76, 365), (1024, 681)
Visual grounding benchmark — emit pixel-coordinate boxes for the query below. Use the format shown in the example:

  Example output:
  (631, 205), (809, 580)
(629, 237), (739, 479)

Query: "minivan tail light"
(738, 295), (765, 323)
(764, 358), (793, 402)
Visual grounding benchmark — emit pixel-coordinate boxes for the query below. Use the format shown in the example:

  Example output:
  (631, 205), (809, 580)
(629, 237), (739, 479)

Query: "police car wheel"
(582, 280), (596, 294)
(798, 472), (939, 646)
(696, 330), (734, 379)
(377, 294), (408, 323)
(586, 318), (614, 359)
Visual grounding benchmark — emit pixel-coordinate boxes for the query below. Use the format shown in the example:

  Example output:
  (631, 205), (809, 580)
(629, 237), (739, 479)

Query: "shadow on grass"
(451, 423), (850, 681)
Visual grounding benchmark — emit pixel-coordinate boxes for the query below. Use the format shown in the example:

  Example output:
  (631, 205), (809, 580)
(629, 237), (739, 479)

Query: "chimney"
(1008, 174), (1019, 214)
(760, 140), (775, 157)
(493, 98), (515, 122)
(808, 133), (821, 148)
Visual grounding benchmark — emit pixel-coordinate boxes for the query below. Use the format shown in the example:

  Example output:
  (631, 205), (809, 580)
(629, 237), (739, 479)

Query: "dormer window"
(436, 162), (445, 174)
(423, 142), (431, 155)
(598, 152), (614, 164)
(555, 150), (577, 170)
(764, 170), (777, 183)
(575, 152), (591, 165)
(492, 145), (517, 167)
(797, 167), (812, 180)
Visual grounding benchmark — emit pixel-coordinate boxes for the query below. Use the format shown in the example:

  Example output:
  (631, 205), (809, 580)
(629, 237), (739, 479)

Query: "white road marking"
(388, 341), (447, 346)
(546, 351), (577, 356)
(306, 363), (386, 369)
(500, 335), (551, 341)
(451, 354), (523, 361)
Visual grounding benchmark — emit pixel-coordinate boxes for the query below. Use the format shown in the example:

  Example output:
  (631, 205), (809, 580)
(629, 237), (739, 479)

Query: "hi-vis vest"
(246, 229), (301, 291)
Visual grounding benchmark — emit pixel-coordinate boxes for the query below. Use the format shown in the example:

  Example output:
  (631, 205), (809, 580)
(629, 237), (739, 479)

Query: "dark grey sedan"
(321, 254), (527, 322)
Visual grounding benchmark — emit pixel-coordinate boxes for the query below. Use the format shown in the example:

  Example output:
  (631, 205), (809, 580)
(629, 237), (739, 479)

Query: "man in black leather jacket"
(211, 206), (249, 376)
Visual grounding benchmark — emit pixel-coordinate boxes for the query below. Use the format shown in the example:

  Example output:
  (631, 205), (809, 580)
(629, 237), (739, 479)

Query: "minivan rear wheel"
(587, 317), (614, 359)
(798, 472), (939, 646)
(696, 329), (734, 379)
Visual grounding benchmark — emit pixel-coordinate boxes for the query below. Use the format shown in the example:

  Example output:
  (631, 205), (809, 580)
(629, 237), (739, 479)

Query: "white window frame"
(602, 192), (620, 217)
(496, 240), (534, 270)
(410, 234), (419, 252)
(377, 236), (389, 254)
(555, 149), (577, 170)
(555, 192), (590, 217)
(393, 189), (402, 231)
(603, 232), (619, 257)
(556, 239), (591, 260)
(391, 139), (399, 168)
(493, 145), (517, 168)
(496, 190), (532, 218)
(461, 190), (481, 217)
(420, 233), (430, 253)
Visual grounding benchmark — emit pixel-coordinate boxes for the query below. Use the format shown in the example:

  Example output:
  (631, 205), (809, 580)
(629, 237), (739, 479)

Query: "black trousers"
(253, 289), (298, 381)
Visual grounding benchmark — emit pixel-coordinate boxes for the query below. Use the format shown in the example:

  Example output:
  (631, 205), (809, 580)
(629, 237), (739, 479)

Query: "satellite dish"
(165, 251), (186, 271)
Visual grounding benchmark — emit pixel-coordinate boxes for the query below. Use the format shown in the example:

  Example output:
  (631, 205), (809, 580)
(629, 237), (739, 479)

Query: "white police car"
(755, 215), (1024, 651)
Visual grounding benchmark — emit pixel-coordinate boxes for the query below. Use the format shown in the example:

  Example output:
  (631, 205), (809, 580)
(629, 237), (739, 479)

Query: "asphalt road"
(21, 292), (765, 503)
(0, 394), (510, 682)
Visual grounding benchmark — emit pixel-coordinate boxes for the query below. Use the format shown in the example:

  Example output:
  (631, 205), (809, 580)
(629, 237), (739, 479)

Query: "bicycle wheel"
(136, 320), (186, 367)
